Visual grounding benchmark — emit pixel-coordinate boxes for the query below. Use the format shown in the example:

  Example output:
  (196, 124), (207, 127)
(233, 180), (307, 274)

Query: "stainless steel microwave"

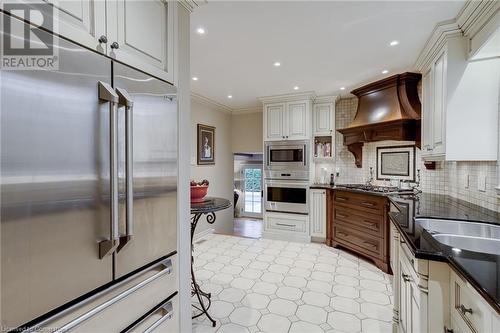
(264, 140), (309, 180)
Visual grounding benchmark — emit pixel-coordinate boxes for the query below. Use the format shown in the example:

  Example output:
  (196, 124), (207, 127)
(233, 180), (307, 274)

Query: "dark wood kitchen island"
(311, 185), (392, 274)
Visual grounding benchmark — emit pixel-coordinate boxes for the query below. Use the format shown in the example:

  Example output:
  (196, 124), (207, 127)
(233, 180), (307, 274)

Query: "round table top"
(191, 197), (232, 214)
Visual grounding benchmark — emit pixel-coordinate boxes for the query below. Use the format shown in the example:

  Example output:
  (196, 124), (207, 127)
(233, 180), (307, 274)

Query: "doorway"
(234, 154), (263, 238)
(242, 165), (262, 218)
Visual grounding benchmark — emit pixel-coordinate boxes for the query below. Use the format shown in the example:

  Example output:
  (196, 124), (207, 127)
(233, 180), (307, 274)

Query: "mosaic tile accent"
(192, 234), (393, 333)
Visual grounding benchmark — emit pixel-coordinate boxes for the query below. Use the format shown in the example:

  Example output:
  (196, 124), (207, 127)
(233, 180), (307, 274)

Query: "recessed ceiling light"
(389, 40), (399, 46)
(192, 77), (198, 81)
(340, 87), (346, 91)
(196, 27), (206, 35)
(293, 86), (299, 90)
(273, 62), (281, 67)
(227, 95), (233, 99)
(382, 70), (389, 74)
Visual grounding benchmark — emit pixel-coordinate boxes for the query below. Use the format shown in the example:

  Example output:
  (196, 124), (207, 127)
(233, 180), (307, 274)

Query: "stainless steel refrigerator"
(1, 15), (177, 329)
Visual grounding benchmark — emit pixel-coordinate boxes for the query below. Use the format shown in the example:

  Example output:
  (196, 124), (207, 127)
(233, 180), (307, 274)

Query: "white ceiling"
(190, 1), (465, 111)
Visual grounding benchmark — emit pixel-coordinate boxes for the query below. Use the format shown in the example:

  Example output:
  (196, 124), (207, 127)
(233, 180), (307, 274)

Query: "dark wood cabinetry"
(326, 189), (391, 274)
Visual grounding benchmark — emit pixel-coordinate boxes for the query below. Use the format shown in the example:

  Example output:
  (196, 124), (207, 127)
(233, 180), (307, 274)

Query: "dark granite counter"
(388, 193), (500, 313)
(309, 184), (405, 197)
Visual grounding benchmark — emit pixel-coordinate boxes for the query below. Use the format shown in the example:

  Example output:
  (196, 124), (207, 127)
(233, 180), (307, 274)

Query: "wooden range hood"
(337, 72), (421, 167)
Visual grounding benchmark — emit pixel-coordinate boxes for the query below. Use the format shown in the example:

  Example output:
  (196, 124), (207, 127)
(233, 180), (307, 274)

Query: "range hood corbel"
(337, 72), (422, 168)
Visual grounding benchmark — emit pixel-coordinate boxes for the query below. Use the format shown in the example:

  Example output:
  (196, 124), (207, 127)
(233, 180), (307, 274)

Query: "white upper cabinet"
(264, 103), (285, 140)
(286, 101), (308, 140)
(261, 93), (314, 141)
(108, 0), (174, 83)
(10, 0), (174, 83)
(421, 36), (499, 161)
(313, 103), (334, 135)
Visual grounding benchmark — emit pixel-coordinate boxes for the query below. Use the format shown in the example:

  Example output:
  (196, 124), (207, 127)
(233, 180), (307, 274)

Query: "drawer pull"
(363, 220), (377, 228)
(361, 201), (376, 207)
(143, 301), (174, 333)
(337, 213), (348, 218)
(276, 223), (296, 228)
(336, 197), (348, 202)
(402, 273), (411, 282)
(459, 304), (473, 315)
(363, 241), (377, 249)
(337, 232), (348, 237)
(54, 258), (173, 332)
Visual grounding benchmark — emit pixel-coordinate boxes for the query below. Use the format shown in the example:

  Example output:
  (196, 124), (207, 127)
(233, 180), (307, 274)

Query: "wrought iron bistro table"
(190, 197), (231, 327)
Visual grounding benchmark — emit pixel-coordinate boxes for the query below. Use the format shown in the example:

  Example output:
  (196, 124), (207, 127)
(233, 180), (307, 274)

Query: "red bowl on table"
(191, 185), (209, 203)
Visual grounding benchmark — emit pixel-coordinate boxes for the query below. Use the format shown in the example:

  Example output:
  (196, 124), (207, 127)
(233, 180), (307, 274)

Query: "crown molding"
(258, 91), (317, 104)
(414, 19), (462, 71)
(415, 0), (500, 71)
(191, 92), (233, 114)
(178, 0), (207, 13)
(314, 95), (339, 104)
(232, 107), (262, 115)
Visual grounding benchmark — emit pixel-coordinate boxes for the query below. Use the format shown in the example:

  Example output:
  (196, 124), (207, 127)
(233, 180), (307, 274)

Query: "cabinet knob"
(444, 328), (454, 333)
(98, 35), (108, 44)
(401, 273), (411, 282)
(111, 42), (120, 49)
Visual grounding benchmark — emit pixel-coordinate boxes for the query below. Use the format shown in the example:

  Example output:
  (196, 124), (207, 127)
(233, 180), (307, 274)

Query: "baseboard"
(310, 236), (326, 244)
(193, 228), (214, 243)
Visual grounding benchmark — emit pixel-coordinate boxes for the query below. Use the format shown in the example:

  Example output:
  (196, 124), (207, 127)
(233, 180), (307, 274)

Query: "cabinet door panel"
(421, 69), (433, 154)
(110, 0), (173, 82)
(265, 104), (285, 140)
(310, 190), (326, 237)
(432, 52), (446, 155)
(314, 104), (332, 134)
(7, 0), (106, 53)
(287, 101), (308, 139)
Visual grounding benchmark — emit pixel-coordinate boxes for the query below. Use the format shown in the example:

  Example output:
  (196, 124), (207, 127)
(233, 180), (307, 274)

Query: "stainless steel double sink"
(415, 218), (500, 255)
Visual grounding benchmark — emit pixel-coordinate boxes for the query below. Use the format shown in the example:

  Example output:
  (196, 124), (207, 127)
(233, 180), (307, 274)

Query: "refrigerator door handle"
(116, 87), (134, 252)
(98, 81), (120, 259)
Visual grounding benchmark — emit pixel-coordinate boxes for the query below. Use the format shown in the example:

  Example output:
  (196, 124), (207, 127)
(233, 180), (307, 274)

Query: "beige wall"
(190, 99), (234, 234)
(231, 112), (263, 153)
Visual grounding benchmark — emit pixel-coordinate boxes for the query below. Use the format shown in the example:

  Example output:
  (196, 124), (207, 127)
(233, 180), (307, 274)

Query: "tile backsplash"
(314, 98), (500, 212)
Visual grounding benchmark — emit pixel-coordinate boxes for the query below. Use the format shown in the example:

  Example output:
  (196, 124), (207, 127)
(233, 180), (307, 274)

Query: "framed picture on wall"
(376, 145), (415, 181)
(197, 124), (215, 165)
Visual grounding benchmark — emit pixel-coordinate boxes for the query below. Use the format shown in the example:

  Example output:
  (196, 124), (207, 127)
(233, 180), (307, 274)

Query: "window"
(243, 166), (262, 216)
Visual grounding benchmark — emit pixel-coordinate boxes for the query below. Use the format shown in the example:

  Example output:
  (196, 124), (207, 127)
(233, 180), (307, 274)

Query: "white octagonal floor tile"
(229, 307), (261, 326)
(330, 296), (361, 314)
(362, 318), (393, 332)
(257, 313), (291, 333)
(268, 298), (297, 317)
(219, 288), (246, 303)
(360, 302), (393, 321)
(327, 311), (362, 332)
(217, 323), (250, 333)
(360, 290), (391, 305)
(283, 276), (307, 288)
(301, 291), (330, 307)
(242, 293), (270, 309)
(209, 300), (235, 318)
(252, 281), (277, 295)
(276, 286), (302, 300)
(296, 304), (327, 324)
(289, 321), (324, 333)
(332, 284), (359, 299)
(231, 277), (255, 290)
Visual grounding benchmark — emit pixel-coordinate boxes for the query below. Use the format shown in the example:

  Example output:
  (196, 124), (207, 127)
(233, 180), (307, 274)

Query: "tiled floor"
(192, 234), (393, 333)
(233, 218), (263, 239)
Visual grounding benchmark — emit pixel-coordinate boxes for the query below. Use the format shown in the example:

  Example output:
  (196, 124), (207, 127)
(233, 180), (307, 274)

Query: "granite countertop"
(388, 192), (500, 313)
(309, 184), (407, 197)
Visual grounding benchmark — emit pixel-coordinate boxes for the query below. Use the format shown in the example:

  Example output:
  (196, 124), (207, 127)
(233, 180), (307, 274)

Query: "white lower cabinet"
(310, 189), (326, 239)
(263, 212), (310, 243)
(449, 270), (499, 333)
(40, 255), (179, 332)
(391, 221), (451, 333)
